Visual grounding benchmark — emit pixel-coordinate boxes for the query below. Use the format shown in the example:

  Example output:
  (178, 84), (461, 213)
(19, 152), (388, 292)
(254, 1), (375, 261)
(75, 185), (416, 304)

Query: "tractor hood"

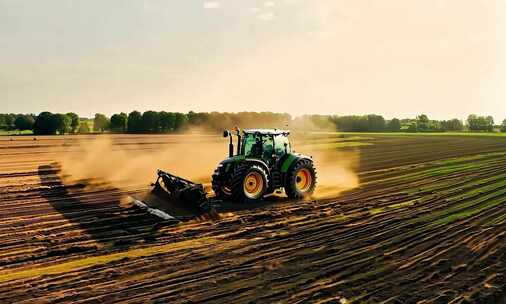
(219, 155), (245, 165)
(216, 155), (245, 173)
(217, 155), (274, 174)
(216, 152), (312, 174)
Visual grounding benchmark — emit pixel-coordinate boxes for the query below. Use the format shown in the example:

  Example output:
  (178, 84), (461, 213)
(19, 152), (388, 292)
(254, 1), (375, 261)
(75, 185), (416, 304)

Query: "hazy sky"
(1, 0), (505, 120)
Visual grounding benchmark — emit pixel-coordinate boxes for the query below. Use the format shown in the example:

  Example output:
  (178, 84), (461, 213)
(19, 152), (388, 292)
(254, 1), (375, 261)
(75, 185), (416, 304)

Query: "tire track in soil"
(0, 134), (505, 303)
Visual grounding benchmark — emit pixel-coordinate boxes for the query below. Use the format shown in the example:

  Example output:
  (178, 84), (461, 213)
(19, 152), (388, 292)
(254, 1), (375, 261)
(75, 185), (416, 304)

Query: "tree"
(66, 112), (80, 133)
(54, 113), (71, 134)
(485, 116), (494, 132)
(0, 114), (6, 129)
(33, 112), (59, 135)
(416, 114), (430, 132)
(387, 118), (401, 132)
(127, 111), (142, 133)
(141, 111), (160, 132)
(159, 111), (175, 132)
(173, 113), (188, 131)
(467, 114), (478, 130)
(406, 122), (418, 133)
(501, 119), (506, 133)
(334, 115), (368, 132)
(14, 114), (35, 131)
(467, 114), (494, 131)
(77, 122), (91, 134)
(93, 113), (110, 132)
(110, 112), (128, 132)
(429, 120), (443, 132)
(4, 114), (16, 129)
(441, 119), (463, 131)
(367, 114), (386, 132)
(187, 111), (211, 126)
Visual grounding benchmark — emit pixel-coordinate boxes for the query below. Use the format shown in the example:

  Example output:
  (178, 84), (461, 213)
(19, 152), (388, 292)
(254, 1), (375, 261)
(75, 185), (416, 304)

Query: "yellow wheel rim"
(243, 171), (264, 199)
(296, 168), (312, 192)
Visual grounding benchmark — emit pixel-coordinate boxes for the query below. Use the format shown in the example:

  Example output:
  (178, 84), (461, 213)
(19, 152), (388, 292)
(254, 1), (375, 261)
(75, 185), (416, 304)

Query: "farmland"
(0, 133), (505, 303)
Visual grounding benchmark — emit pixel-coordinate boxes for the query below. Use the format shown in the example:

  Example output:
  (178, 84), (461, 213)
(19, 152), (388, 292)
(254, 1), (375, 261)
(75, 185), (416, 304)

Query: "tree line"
(0, 114), (36, 132)
(1, 111), (505, 135)
(295, 114), (496, 133)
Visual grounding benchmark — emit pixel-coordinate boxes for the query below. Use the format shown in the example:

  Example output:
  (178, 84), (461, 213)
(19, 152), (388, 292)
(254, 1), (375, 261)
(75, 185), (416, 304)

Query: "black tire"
(231, 164), (269, 203)
(285, 159), (317, 199)
(211, 169), (232, 200)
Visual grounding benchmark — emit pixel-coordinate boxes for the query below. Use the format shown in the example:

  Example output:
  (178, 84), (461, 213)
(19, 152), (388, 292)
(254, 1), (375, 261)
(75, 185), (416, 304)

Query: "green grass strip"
(0, 237), (219, 283)
(427, 183), (506, 226)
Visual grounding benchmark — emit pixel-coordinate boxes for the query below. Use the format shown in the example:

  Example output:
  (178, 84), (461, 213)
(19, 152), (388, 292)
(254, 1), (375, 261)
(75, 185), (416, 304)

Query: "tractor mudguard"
(218, 155), (245, 173)
(280, 153), (312, 173)
(219, 156), (269, 175)
(280, 154), (297, 173)
(242, 158), (270, 174)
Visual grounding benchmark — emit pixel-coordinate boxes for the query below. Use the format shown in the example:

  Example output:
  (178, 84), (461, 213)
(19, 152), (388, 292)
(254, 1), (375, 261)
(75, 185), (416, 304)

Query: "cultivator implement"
(130, 169), (218, 222)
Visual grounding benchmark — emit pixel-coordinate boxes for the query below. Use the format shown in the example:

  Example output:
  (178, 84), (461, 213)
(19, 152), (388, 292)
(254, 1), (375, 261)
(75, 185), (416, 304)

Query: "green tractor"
(130, 128), (317, 223)
(212, 128), (317, 203)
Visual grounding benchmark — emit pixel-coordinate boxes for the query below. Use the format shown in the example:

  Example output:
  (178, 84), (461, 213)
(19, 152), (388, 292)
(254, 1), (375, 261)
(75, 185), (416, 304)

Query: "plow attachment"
(130, 169), (218, 222)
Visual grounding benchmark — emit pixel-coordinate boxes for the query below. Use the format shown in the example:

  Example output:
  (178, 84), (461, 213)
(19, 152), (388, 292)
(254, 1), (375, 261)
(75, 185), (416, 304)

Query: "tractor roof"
(243, 129), (290, 136)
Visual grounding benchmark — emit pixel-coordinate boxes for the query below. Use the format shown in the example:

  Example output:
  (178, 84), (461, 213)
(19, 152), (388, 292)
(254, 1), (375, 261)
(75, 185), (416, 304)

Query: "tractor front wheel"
(285, 159), (317, 199)
(212, 170), (233, 200)
(231, 164), (269, 203)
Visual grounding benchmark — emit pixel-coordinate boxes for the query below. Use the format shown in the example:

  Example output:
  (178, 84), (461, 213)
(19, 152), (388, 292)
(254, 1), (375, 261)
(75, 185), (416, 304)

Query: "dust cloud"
(58, 133), (227, 188)
(310, 149), (359, 199)
(58, 133), (360, 199)
(293, 135), (360, 199)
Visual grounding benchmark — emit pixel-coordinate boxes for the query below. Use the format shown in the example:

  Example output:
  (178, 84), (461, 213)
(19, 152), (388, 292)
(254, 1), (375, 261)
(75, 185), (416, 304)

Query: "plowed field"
(0, 134), (505, 303)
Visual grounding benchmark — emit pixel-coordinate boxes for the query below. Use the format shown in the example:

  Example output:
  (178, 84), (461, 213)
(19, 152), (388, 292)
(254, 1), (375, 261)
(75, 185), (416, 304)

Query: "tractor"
(130, 128), (317, 222)
(212, 128), (317, 203)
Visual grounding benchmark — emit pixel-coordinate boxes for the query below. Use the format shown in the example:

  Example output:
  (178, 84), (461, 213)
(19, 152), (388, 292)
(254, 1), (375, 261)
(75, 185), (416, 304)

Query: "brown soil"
(0, 134), (505, 303)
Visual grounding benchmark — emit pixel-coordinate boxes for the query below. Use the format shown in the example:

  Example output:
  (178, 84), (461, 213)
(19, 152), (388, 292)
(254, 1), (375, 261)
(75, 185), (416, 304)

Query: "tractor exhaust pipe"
(224, 130), (234, 157)
(237, 133), (241, 155)
(235, 127), (241, 155)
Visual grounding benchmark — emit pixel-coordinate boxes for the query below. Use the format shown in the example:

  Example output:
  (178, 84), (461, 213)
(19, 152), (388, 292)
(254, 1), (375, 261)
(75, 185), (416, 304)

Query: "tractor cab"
(240, 129), (291, 165)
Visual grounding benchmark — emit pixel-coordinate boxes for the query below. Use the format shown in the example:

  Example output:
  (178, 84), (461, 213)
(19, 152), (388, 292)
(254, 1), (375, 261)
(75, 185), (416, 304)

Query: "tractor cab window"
(262, 136), (274, 160)
(274, 135), (291, 156)
(242, 133), (275, 160)
(242, 133), (261, 157)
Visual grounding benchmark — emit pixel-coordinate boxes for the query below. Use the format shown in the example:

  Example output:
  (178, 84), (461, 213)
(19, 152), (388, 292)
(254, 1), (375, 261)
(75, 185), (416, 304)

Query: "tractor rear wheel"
(231, 164), (269, 203)
(285, 159), (317, 199)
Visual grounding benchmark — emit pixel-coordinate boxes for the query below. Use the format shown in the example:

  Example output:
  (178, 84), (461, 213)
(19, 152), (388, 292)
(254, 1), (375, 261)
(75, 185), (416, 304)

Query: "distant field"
(0, 130), (33, 136)
(0, 133), (505, 303)
(2, 129), (506, 137)
(333, 131), (506, 137)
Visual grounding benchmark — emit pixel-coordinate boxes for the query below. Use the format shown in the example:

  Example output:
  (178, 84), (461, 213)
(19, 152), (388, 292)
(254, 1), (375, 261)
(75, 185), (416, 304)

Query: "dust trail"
(310, 149), (359, 199)
(294, 134), (360, 199)
(58, 133), (227, 188)
(58, 132), (360, 199)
